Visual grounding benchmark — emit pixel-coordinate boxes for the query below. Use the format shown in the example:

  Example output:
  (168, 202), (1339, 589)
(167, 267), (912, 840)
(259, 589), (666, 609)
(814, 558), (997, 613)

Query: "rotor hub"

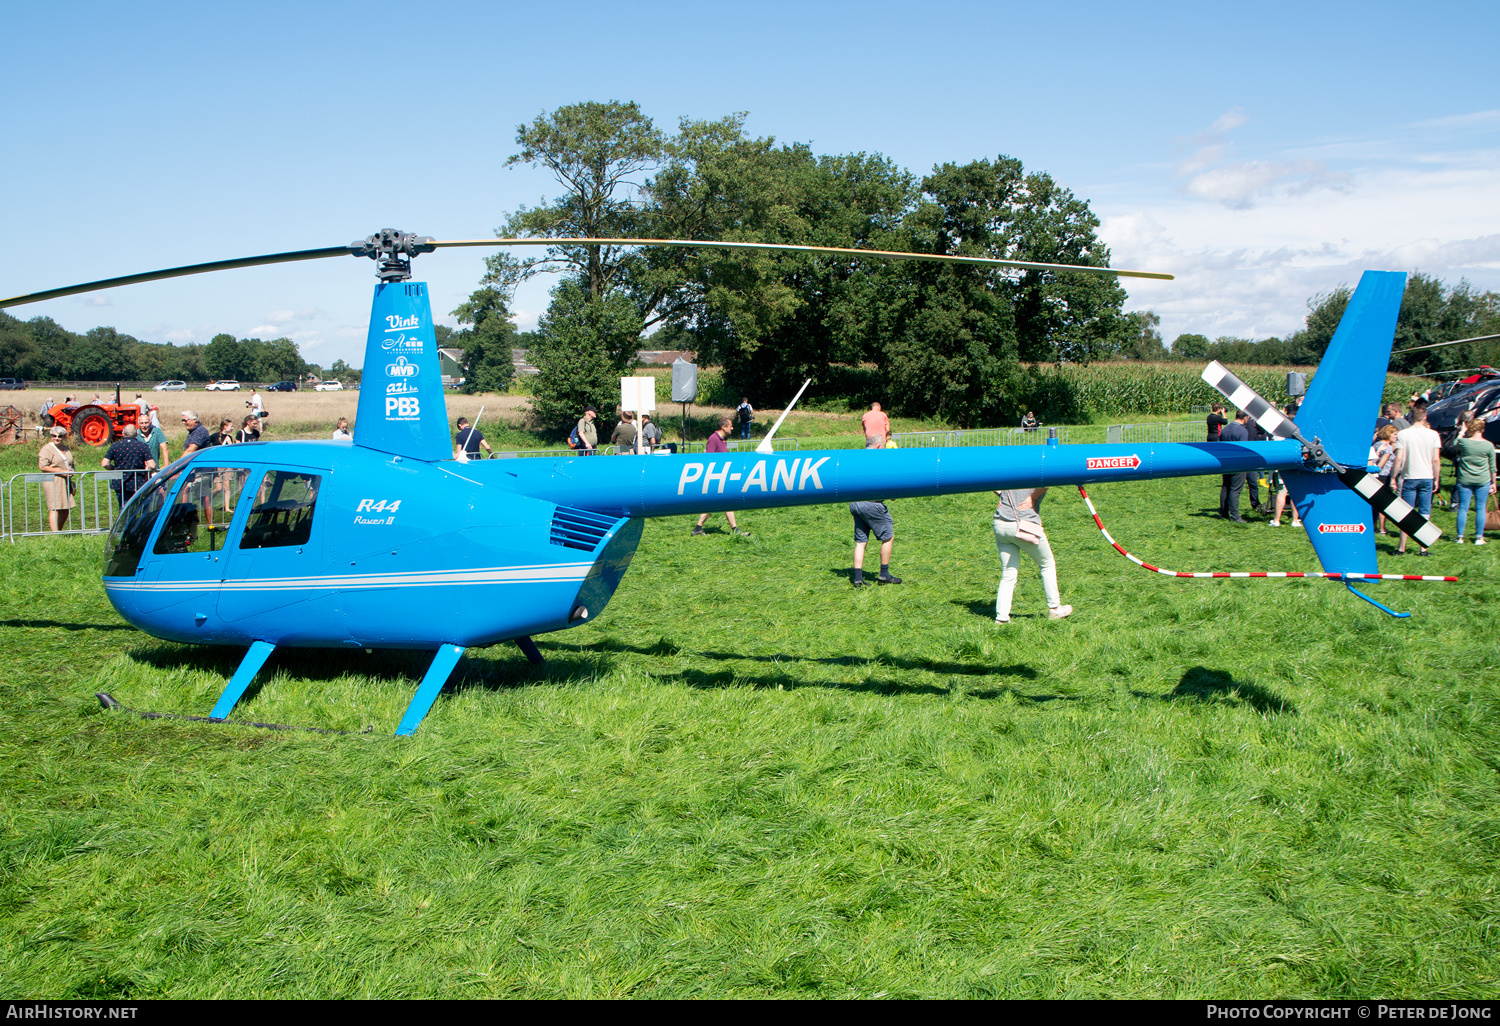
(348, 229), (437, 283)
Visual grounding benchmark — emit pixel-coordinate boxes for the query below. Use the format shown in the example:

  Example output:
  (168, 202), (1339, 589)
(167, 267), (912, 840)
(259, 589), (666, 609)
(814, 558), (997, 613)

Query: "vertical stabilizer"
(1292, 270), (1406, 467)
(352, 281), (452, 462)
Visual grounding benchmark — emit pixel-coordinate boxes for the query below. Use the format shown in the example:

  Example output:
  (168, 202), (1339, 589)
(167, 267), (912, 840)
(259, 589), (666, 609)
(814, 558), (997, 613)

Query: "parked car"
(153, 380), (187, 391)
(206, 380), (241, 391)
(265, 380), (298, 392)
(313, 380), (343, 391)
(0, 377), (25, 389)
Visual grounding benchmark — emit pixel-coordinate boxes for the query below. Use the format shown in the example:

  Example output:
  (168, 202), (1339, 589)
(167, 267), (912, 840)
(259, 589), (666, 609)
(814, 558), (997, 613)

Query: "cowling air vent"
(550, 506), (620, 552)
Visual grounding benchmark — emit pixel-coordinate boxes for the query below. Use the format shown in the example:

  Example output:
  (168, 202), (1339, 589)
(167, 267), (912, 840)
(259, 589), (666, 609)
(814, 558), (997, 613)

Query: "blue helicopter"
(0, 232), (1439, 734)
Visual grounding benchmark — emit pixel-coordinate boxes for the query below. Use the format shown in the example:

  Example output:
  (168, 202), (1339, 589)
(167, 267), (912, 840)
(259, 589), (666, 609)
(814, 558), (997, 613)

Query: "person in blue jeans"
(1393, 409), (1442, 555)
(1453, 418), (1498, 544)
(736, 397), (754, 439)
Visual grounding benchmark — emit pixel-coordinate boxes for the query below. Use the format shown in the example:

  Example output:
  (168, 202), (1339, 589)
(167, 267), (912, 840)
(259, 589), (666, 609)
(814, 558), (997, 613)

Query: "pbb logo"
(1318, 523), (1367, 534)
(386, 356), (419, 378)
(385, 396), (420, 418)
(1086, 454), (1141, 470)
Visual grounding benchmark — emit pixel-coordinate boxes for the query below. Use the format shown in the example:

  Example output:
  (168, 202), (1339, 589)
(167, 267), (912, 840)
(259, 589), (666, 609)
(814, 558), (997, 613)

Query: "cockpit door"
(216, 467), (327, 627)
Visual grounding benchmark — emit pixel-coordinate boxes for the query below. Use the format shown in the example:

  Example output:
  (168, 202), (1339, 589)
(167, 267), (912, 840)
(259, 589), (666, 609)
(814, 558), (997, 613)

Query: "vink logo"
(386, 356), (419, 378)
(385, 314), (420, 332)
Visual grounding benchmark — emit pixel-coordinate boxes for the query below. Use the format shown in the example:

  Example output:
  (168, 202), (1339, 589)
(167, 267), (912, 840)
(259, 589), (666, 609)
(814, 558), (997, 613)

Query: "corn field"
(626, 361), (1431, 425)
(1016, 362), (1431, 420)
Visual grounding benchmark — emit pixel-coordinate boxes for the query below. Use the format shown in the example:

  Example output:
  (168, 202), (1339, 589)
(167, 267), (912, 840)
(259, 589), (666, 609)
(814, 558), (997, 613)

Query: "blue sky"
(4, 0), (1497, 367)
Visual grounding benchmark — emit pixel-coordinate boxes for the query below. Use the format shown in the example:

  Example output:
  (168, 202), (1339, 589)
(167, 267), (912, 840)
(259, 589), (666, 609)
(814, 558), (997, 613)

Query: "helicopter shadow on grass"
(551, 637), (1077, 703)
(1, 618), (137, 632)
(125, 641), (612, 706)
(567, 636), (1038, 679)
(1133, 666), (1295, 715)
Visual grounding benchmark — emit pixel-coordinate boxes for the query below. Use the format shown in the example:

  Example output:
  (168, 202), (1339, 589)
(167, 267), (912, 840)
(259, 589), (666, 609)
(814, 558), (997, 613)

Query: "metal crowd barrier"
(1104, 422), (1204, 445)
(676, 438), (801, 455)
(891, 427), (1070, 448)
(487, 438), (801, 459)
(3, 469), (130, 542)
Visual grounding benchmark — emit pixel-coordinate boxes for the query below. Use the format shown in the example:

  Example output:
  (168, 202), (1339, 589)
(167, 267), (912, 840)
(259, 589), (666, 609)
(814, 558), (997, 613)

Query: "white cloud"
(1100, 120), (1500, 346)
(248, 324), (282, 337)
(84, 295), (112, 306)
(1174, 109), (1348, 209)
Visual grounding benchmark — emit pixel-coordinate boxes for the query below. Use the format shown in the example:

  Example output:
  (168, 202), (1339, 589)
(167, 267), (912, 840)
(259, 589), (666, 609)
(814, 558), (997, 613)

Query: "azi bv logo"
(386, 396), (420, 417)
(677, 457), (830, 495)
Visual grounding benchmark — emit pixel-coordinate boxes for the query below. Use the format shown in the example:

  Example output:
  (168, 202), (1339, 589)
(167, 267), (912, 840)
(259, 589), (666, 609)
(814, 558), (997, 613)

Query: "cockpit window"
(152, 467), (251, 556)
(239, 471), (321, 549)
(103, 467), (184, 577)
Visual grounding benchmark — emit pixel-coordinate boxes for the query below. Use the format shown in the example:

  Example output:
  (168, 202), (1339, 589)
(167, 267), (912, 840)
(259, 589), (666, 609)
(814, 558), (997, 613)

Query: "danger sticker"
(1086, 455), (1141, 470)
(1318, 523), (1367, 534)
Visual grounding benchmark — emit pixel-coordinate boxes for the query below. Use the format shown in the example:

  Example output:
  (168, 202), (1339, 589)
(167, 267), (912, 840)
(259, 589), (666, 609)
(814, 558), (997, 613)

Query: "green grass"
(1, 437), (1498, 998)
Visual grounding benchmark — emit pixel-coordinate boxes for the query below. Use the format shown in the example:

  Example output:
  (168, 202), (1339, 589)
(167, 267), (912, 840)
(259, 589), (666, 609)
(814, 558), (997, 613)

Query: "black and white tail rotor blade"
(1338, 469), (1444, 548)
(1201, 361), (1302, 441)
(1200, 361), (1445, 546)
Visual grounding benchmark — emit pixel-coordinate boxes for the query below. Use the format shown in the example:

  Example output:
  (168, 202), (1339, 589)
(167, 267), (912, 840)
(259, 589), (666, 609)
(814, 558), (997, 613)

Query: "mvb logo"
(386, 356), (419, 377)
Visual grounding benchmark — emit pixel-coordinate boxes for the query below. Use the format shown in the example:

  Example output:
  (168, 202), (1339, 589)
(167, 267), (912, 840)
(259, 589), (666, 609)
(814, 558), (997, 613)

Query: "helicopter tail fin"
(351, 281), (453, 461)
(1286, 269), (1406, 468)
(1283, 269), (1409, 579)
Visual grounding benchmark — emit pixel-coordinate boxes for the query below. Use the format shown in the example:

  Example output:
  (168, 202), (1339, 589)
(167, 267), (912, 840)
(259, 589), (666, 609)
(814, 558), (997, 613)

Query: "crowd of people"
(1209, 397), (1498, 549)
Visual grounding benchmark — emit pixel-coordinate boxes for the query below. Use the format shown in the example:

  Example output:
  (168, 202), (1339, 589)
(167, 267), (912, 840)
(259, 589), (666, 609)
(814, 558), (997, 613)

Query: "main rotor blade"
(1201, 361), (1300, 441)
(0, 232), (1174, 311)
(431, 237), (1175, 280)
(1394, 333), (1500, 354)
(0, 245), (353, 308)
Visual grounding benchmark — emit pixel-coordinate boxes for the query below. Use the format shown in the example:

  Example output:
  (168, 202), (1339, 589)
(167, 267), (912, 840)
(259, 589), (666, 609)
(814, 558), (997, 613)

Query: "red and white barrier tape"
(1075, 485), (1457, 583)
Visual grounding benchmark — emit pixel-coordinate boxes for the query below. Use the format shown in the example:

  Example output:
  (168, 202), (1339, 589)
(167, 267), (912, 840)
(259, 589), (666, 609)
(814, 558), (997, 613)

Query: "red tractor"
(41, 387), (144, 446)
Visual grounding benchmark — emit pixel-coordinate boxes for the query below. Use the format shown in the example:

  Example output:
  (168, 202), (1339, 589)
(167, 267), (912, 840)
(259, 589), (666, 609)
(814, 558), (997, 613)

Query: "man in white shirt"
(1392, 407), (1442, 556)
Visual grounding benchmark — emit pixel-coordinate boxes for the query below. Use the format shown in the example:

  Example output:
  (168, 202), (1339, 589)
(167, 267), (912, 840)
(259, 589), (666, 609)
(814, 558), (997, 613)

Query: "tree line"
(1127, 275), (1500, 372)
(0, 312), (338, 384)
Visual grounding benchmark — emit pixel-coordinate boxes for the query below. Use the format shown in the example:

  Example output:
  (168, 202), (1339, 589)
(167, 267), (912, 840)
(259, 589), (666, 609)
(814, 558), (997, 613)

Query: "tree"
(1119, 310), (1166, 360)
(451, 287), (517, 394)
(204, 333), (245, 380)
(526, 280), (641, 429)
(1285, 287), (1350, 363)
(1172, 333), (1210, 359)
(329, 359), (360, 385)
(63, 326), (137, 380)
(488, 101), (665, 303)
(25, 317), (77, 379)
(0, 313), (35, 377)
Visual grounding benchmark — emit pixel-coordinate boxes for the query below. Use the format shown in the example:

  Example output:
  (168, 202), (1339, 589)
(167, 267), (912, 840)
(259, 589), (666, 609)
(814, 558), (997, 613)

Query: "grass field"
(1, 429), (1497, 998)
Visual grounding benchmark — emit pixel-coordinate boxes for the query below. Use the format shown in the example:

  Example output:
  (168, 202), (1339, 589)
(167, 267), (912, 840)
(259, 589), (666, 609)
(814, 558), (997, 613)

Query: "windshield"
(103, 467), (185, 577)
